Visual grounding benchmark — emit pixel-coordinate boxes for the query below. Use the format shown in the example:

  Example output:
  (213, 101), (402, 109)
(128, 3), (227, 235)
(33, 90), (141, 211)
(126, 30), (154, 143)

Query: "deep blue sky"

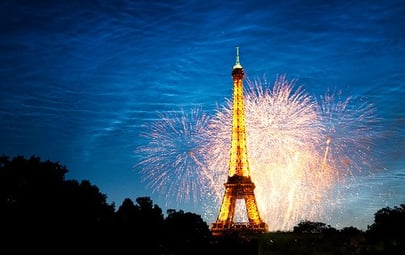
(0, 0), (404, 230)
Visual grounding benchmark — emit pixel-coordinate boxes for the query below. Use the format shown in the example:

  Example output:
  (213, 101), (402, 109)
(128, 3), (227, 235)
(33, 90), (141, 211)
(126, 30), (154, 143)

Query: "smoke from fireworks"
(135, 75), (381, 231)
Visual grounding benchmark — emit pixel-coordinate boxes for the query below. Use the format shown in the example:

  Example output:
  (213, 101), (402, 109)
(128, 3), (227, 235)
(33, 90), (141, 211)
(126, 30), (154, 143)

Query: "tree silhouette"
(3, 154), (405, 254)
(115, 197), (138, 225)
(0, 155), (68, 227)
(293, 220), (337, 234)
(164, 209), (211, 255)
(366, 203), (405, 254)
(114, 196), (165, 254)
(0, 155), (115, 252)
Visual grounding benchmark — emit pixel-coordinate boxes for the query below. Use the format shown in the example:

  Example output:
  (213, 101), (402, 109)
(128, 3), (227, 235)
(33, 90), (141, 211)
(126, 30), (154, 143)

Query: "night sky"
(0, 0), (404, 231)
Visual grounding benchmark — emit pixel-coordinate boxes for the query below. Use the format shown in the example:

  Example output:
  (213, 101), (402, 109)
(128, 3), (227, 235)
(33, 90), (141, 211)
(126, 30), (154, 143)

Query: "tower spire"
(233, 46), (242, 69)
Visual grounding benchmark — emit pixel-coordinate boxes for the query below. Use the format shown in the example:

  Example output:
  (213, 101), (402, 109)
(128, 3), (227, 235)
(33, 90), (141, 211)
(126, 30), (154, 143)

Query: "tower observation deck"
(211, 47), (268, 236)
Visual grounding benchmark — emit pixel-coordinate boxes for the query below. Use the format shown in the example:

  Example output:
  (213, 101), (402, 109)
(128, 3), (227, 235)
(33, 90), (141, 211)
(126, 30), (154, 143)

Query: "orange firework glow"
(135, 75), (381, 231)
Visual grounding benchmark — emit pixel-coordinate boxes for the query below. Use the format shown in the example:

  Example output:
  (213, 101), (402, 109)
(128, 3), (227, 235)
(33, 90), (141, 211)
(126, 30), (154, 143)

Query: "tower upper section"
(228, 47), (250, 178)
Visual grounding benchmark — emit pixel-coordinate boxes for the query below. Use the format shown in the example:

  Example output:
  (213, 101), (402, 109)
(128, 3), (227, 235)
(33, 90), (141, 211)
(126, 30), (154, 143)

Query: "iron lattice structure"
(211, 48), (268, 236)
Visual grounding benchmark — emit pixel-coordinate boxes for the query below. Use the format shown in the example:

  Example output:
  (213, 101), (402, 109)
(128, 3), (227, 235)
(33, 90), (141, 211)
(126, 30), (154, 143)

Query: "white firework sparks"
(317, 89), (381, 180)
(134, 107), (216, 204)
(205, 75), (332, 230)
(135, 75), (381, 231)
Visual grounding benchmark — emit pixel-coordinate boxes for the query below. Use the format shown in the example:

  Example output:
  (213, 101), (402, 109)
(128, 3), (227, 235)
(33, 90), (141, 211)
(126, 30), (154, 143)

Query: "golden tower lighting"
(211, 47), (268, 236)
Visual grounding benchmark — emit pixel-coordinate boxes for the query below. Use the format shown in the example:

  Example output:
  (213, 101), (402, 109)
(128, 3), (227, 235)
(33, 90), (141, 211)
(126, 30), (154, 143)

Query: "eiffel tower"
(211, 47), (268, 236)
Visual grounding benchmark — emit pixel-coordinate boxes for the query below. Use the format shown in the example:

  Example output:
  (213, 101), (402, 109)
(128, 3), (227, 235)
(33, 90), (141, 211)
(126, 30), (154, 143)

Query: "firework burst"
(317, 89), (381, 180)
(134, 107), (216, 204)
(135, 75), (381, 231)
(315, 88), (382, 216)
(205, 75), (334, 230)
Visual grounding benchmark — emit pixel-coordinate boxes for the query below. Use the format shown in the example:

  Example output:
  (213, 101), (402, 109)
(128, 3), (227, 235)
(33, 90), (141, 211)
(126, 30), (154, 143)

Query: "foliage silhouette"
(293, 220), (337, 234)
(114, 196), (165, 253)
(366, 203), (405, 254)
(164, 209), (211, 255)
(1, 155), (404, 255)
(0, 155), (116, 252)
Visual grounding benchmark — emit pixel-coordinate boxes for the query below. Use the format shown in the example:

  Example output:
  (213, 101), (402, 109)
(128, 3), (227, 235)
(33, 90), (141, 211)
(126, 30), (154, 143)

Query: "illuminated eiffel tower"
(211, 47), (268, 236)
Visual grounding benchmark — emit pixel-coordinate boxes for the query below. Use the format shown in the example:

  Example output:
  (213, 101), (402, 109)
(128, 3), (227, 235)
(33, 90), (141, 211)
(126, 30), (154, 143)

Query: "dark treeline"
(0, 155), (404, 254)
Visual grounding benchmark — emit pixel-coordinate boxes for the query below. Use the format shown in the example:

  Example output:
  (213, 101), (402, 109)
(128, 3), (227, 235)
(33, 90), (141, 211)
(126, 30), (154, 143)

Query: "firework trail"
(135, 75), (381, 231)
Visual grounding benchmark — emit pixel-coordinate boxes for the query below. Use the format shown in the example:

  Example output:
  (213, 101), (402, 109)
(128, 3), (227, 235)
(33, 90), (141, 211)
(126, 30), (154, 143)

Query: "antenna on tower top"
(236, 46), (240, 64)
(233, 46), (242, 69)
